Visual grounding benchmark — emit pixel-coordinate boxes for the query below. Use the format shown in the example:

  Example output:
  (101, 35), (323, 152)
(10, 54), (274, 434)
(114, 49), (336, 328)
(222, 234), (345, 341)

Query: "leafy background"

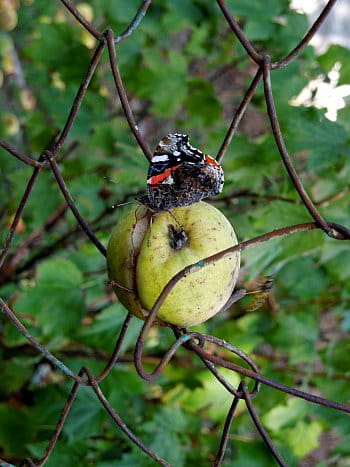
(0, 0), (350, 465)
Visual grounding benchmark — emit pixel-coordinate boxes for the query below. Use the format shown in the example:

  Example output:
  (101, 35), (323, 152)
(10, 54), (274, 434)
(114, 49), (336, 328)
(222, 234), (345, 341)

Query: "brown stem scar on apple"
(168, 224), (189, 250)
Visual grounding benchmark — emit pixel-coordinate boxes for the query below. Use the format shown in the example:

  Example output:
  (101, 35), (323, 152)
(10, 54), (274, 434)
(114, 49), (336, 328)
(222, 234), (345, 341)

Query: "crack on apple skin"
(168, 224), (189, 250)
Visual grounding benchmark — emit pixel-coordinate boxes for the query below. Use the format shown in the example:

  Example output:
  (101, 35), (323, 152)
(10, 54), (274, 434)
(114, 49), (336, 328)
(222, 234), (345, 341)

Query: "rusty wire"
(0, 0), (349, 466)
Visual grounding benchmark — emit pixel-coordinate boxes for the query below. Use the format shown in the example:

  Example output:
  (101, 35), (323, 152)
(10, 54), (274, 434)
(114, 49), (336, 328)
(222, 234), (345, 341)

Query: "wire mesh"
(0, 0), (349, 466)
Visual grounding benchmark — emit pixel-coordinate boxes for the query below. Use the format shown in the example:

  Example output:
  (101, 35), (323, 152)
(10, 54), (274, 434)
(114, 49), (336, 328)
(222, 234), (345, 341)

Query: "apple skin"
(106, 205), (151, 321)
(107, 202), (240, 327)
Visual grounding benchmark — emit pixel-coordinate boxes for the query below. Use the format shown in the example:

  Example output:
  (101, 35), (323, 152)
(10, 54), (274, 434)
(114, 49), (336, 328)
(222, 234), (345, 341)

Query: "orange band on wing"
(205, 155), (220, 167)
(149, 164), (181, 186)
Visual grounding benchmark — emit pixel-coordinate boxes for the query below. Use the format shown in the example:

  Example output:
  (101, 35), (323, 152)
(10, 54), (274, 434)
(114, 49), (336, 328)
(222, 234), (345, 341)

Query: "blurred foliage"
(0, 0), (350, 465)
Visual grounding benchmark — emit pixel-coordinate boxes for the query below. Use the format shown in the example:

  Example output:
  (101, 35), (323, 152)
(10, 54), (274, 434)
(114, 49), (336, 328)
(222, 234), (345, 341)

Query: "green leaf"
(182, 369), (241, 422)
(162, 0), (203, 32)
(321, 338), (350, 373)
(149, 431), (186, 467)
(24, 23), (91, 83)
(101, 366), (145, 423)
(114, 452), (152, 467)
(287, 110), (347, 171)
(245, 19), (277, 41)
(263, 398), (309, 432)
(130, 49), (188, 116)
(271, 312), (318, 364)
(63, 386), (105, 440)
(27, 439), (89, 467)
(22, 172), (62, 230)
(185, 26), (210, 58)
(272, 10), (309, 58)
(0, 404), (34, 456)
(103, 0), (147, 24)
(79, 304), (143, 353)
(15, 259), (84, 337)
(229, 0), (283, 21)
(235, 439), (291, 467)
(142, 407), (189, 466)
(186, 79), (222, 126)
(284, 420), (323, 458)
(234, 313), (268, 352)
(323, 249), (350, 281)
(143, 406), (188, 434)
(278, 256), (329, 299)
(0, 357), (34, 396)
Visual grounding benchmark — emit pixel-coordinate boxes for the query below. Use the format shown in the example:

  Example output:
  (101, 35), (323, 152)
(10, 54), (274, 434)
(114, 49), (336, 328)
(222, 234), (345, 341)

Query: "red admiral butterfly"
(137, 133), (224, 212)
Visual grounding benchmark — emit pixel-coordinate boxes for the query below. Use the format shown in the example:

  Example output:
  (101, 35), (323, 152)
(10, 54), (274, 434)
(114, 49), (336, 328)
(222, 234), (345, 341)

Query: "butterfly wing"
(147, 153), (182, 188)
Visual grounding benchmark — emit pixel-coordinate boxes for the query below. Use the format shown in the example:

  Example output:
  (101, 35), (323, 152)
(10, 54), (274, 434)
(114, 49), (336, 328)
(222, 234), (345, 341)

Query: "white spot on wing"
(162, 175), (174, 184)
(152, 154), (169, 162)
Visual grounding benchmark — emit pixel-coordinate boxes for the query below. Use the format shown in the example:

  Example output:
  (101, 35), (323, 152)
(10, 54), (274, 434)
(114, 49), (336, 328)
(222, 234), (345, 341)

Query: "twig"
(105, 29), (152, 161)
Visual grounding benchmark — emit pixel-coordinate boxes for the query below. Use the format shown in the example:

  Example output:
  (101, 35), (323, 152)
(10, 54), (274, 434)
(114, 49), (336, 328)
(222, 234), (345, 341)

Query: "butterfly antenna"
(111, 200), (137, 209)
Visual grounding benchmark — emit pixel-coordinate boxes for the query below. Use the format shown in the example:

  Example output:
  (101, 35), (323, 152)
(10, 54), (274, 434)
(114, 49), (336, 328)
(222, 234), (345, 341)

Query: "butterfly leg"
(168, 210), (183, 229)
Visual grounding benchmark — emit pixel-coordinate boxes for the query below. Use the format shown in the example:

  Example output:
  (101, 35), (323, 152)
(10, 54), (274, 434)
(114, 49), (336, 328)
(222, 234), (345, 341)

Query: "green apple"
(107, 202), (240, 327)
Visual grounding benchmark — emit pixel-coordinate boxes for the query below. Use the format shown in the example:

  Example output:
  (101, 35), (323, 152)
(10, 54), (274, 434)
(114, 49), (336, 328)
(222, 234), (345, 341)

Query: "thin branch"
(95, 313), (133, 382)
(172, 327), (259, 398)
(213, 189), (296, 205)
(46, 153), (107, 256)
(136, 221), (320, 347)
(215, 186), (350, 208)
(5, 190), (140, 281)
(35, 374), (83, 467)
(105, 29), (152, 160)
(216, 0), (261, 64)
(242, 382), (287, 467)
(59, 0), (102, 39)
(315, 186), (350, 206)
(214, 383), (243, 467)
(134, 221), (319, 380)
(216, 67), (263, 163)
(0, 140), (42, 168)
(0, 204), (68, 285)
(271, 0), (338, 69)
(52, 41), (106, 154)
(84, 367), (171, 466)
(115, 0), (152, 44)
(0, 166), (42, 269)
(262, 57), (349, 241)
(0, 296), (87, 385)
(192, 344), (350, 414)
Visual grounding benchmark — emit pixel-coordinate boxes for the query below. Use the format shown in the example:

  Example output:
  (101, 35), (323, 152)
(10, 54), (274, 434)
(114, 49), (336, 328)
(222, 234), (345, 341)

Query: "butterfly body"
(137, 133), (224, 212)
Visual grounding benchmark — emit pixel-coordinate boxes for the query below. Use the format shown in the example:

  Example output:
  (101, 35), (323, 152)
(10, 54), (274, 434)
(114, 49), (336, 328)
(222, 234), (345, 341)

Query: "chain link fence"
(0, 0), (349, 465)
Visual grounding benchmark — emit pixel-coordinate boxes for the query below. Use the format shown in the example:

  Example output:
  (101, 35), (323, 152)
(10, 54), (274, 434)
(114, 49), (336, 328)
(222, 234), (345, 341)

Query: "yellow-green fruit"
(0, 8), (17, 31)
(2, 112), (19, 135)
(107, 202), (240, 327)
(19, 88), (36, 111)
